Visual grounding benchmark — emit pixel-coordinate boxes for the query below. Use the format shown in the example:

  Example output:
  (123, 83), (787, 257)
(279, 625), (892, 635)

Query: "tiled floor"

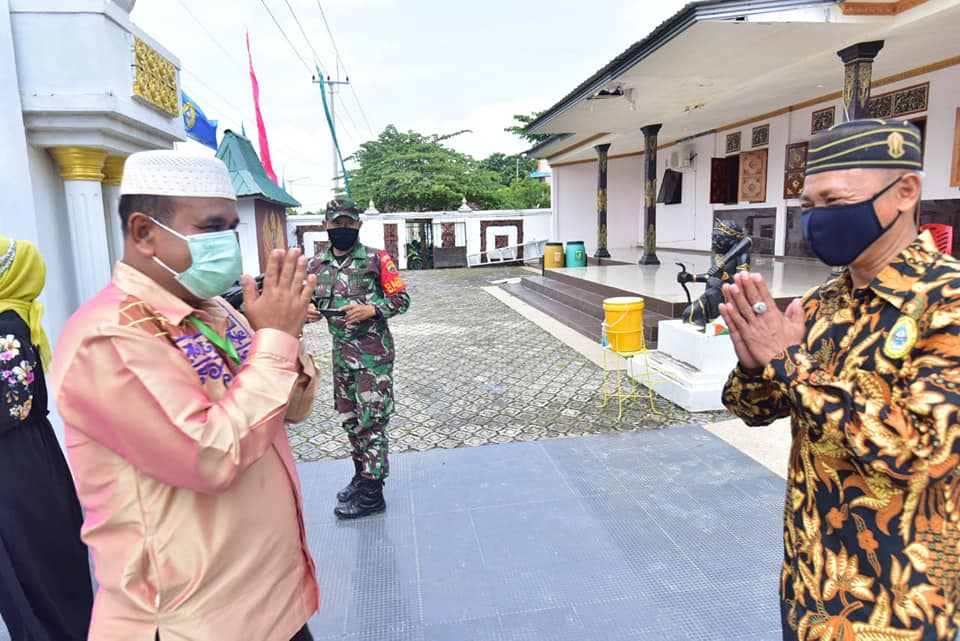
(0, 425), (787, 640)
(551, 250), (832, 303)
(301, 425), (787, 641)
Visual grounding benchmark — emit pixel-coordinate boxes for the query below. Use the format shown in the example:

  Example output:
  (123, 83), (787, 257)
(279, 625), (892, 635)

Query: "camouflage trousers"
(333, 363), (394, 480)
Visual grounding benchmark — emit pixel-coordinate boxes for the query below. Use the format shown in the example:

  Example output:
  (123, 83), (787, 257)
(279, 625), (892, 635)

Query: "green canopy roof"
(215, 129), (300, 207)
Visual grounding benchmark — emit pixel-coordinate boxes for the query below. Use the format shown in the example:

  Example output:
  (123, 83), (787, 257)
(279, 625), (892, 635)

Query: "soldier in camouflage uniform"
(308, 198), (410, 519)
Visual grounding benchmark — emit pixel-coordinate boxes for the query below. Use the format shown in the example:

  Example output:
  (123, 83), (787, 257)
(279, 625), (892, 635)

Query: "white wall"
(522, 211), (553, 246)
(607, 154), (645, 251)
(236, 200), (260, 277)
(900, 65), (960, 200)
(554, 162), (602, 253)
(359, 218), (384, 250)
(655, 133), (715, 250)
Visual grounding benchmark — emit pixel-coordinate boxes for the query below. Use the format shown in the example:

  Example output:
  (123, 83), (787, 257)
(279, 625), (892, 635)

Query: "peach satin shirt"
(51, 263), (320, 641)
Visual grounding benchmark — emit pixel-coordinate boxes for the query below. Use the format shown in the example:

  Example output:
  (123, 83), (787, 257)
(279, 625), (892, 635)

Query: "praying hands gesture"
(718, 272), (806, 374)
(242, 248), (317, 337)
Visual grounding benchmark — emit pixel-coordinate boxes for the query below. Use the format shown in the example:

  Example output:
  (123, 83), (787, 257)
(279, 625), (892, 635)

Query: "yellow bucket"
(544, 242), (565, 268)
(602, 296), (645, 353)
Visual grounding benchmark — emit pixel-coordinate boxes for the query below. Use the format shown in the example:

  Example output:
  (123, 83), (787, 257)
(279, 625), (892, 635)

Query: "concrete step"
(628, 350), (732, 412)
(500, 282), (603, 343)
(501, 281), (666, 349)
(520, 275), (607, 319)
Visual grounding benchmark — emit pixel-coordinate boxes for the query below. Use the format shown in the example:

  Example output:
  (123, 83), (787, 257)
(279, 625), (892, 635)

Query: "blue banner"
(181, 91), (218, 150)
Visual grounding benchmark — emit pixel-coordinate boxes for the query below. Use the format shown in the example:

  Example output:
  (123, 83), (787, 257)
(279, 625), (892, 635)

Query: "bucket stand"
(600, 322), (659, 421)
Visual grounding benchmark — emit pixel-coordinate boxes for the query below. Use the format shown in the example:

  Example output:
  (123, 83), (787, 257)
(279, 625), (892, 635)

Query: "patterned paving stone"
(293, 267), (730, 462)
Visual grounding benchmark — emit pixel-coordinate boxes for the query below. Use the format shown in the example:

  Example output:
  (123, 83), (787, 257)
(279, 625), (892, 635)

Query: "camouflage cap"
(325, 197), (361, 221)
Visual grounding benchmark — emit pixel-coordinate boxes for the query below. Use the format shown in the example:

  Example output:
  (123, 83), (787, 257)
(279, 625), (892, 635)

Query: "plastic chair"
(920, 223), (954, 256)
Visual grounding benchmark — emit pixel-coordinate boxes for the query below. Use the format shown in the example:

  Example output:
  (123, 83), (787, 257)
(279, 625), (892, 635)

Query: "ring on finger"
(752, 301), (768, 315)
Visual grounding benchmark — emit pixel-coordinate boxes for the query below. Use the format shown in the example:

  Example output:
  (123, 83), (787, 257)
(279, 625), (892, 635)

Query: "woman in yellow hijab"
(0, 236), (92, 640)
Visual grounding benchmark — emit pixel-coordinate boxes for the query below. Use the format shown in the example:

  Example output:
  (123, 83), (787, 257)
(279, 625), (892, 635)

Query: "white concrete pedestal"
(627, 319), (738, 412)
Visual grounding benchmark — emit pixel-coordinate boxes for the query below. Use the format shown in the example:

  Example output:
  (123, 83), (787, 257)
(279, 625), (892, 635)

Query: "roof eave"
(526, 0), (841, 134)
(523, 133), (572, 158)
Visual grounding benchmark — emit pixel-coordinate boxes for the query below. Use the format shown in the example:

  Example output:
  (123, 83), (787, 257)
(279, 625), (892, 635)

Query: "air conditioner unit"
(667, 150), (693, 171)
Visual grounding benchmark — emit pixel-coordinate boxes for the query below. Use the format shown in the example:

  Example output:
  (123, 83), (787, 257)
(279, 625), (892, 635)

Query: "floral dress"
(0, 310), (92, 640)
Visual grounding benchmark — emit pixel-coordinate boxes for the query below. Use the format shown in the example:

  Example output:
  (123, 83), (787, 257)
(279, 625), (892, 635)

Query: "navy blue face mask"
(801, 177), (902, 266)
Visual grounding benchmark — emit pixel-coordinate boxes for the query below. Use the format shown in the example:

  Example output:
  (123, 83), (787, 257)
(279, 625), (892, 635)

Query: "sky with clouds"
(130, 0), (688, 211)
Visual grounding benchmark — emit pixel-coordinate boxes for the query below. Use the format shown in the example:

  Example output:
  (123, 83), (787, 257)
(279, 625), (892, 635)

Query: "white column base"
(101, 183), (124, 265)
(64, 179), (112, 302)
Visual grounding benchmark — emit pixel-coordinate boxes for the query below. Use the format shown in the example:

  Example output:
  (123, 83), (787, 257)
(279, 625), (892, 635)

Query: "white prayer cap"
(119, 150), (236, 200)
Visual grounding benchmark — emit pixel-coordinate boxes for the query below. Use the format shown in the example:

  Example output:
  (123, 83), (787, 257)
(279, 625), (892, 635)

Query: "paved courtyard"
(294, 266), (729, 462)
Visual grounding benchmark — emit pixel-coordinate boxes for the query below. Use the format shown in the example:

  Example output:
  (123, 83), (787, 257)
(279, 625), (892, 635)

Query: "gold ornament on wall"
(132, 37), (178, 117)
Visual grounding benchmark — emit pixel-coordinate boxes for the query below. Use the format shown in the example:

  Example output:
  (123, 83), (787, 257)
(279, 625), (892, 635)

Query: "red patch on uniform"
(378, 251), (406, 295)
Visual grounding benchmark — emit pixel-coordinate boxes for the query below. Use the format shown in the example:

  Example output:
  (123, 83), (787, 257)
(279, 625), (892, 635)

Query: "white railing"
(467, 239), (548, 268)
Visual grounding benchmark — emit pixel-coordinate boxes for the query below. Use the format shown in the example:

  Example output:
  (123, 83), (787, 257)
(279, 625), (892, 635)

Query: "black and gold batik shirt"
(723, 233), (960, 641)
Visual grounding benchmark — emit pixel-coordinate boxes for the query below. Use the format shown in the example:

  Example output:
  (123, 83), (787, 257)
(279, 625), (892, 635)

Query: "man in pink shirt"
(52, 151), (320, 641)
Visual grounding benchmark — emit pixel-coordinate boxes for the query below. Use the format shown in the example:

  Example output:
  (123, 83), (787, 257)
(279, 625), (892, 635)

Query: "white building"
(289, 206), (553, 270)
(1, 0), (185, 358)
(528, 0), (960, 261)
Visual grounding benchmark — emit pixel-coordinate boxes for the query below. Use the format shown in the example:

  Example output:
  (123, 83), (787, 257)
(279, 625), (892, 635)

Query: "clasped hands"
(717, 272), (806, 375)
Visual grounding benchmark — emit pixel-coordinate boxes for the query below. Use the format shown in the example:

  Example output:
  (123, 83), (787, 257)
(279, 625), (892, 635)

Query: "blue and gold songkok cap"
(805, 118), (923, 176)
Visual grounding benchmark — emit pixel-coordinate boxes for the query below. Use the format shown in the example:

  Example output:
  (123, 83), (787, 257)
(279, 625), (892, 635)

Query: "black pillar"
(594, 143), (612, 259)
(639, 123), (662, 266)
(837, 40), (884, 122)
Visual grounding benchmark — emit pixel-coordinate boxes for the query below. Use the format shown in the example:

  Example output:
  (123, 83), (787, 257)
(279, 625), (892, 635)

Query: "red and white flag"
(245, 31), (277, 182)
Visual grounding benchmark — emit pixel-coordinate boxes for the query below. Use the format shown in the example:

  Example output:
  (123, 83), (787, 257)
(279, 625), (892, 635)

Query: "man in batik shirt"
(720, 119), (960, 640)
(308, 198), (410, 519)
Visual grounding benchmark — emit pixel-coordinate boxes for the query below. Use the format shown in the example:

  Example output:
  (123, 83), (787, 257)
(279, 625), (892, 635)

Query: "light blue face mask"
(150, 217), (242, 300)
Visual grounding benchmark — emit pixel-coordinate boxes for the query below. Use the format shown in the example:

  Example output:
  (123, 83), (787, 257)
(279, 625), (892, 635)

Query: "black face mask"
(328, 227), (359, 251)
(801, 176), (902, 266)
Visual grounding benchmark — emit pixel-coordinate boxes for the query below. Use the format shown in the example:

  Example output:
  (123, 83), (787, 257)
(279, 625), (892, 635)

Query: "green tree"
(348, 125), (505, 212)
(494, 178), (551, 209)
(480, 152), (538, 187)
(504, 111), (551, 144)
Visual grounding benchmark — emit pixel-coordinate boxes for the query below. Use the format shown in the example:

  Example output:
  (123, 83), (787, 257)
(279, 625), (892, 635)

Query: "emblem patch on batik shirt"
(883, 314), (918, 359)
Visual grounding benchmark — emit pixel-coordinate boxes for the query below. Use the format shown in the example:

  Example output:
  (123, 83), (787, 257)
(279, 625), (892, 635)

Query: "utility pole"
(312, 73), (350, 195)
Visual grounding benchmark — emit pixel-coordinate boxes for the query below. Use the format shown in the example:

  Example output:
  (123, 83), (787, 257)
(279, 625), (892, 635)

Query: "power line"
(258, 0), (313, 74)
(181, 68), (252, 128)
(334, 89), (363, 141)
(173, 0), (247, 75)
(316, 1), (376, 138)
(283, 0), (329, 77)
(284, 0), (368, 142)
(347, 84), (376, 139)
(315, 2), (345, 76)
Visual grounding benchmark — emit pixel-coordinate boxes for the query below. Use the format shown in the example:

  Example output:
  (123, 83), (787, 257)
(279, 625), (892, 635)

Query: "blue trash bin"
(565, 241), (587, 267)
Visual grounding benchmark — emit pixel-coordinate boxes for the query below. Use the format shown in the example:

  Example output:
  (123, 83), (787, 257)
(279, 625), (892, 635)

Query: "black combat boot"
(336, 459), (363, 503)
(334, 478), (385, 519)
